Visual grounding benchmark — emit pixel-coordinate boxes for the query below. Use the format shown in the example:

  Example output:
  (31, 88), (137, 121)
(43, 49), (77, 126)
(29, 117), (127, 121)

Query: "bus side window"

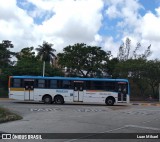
(105, 82), (115, 91)
(50, 80), (57, 89)
(38, 79), (45, 88)
(13, 79), (21, 87)
(62, 80), (71, 89)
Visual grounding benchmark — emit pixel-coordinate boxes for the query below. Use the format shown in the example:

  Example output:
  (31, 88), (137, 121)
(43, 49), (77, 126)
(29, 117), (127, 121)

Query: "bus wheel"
(54, 96), (64, 104)
(43, 95), (52, 104)
(105, 97), (115, 106)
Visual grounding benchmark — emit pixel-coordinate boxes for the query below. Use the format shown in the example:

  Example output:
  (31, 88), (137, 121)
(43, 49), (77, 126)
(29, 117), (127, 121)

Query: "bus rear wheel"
(54, 96), (64, 104)
(43, 95), (52, 104)
(105, 97), (115, 106)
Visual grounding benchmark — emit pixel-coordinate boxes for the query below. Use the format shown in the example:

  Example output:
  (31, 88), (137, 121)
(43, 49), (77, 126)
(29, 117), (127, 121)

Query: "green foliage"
(36, 41), (56, 65)
(58, 43), (112, 77)
(143, 60), (160, 98)
(107, 58), (119, 77)
(16, 47), (35, 60)
(0, 40), (15, 68)
(113, 58), (160, 99)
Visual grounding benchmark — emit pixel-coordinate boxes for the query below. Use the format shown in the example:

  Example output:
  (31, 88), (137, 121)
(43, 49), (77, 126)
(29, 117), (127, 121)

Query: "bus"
(8, 76), (130, 105)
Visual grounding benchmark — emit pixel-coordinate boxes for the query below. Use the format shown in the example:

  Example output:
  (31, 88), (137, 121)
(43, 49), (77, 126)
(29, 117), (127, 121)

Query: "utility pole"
(43, 61), (45, 77)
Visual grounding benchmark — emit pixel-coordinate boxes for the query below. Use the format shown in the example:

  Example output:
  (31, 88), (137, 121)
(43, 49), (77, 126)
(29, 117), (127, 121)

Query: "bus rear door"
(73, 81), (84, 102)
(24, 79), (34, 101)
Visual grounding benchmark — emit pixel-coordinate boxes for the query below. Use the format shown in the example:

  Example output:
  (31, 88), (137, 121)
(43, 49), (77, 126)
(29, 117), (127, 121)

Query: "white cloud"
(0, 0), (160, 60)
(38, 0), (103, 43)
(134, 10), (160, 59)
(156, 7), (160, 16)
(0, 0), (104, 54)
(104, 0), (160, 59)
(0, 0), (37, 51)
(139, 12), (160, 42)
(102, 36), (120, 57)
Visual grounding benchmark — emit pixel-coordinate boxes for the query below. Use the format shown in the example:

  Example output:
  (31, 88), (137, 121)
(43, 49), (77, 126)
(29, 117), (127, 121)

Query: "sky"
(0, 0), (160, 59)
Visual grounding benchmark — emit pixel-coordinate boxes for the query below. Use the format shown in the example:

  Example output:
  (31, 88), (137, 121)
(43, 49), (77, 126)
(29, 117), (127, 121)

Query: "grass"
(0, 106), (22, 123)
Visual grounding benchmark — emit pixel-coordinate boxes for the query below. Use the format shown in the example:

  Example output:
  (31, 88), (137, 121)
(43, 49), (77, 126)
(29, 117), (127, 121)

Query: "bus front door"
(118, 82), (127, 102)
(73, 82), (84, 102)
(24, 80), (34, 100)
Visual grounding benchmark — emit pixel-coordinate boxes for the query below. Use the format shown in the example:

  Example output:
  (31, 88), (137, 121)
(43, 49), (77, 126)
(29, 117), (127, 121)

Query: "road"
(0, 100), (160, 142)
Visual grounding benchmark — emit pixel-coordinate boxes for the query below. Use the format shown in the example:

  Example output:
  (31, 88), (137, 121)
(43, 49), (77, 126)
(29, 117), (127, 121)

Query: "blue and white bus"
(9, 76), (130, 105)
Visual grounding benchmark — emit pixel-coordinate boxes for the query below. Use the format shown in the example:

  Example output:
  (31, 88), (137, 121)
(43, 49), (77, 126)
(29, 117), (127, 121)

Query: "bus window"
(62, 80), (71, 89)
(105, 82), (116, 91)
(93, 81), (104, 90)
(38, 79), (45, 88)
(12, 79), (21, 87)
(117, 83), (128, 94)
(50, 80), (57, 89)
(86, 81), (104, 90)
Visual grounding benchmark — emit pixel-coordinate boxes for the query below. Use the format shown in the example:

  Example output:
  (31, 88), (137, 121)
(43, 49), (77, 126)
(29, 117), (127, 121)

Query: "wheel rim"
(45, 97), (50, 103)
(108, 99), (113, 105)
(56, 98), (61, 103)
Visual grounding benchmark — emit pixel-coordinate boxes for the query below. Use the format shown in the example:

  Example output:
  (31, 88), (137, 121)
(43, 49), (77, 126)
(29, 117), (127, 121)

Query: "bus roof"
(10, 76), (128, 82)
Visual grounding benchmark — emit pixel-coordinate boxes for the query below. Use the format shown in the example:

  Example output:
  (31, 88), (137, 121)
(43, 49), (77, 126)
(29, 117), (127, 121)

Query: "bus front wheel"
(105, 97), (115, 106)
(43, 95), (52, 104)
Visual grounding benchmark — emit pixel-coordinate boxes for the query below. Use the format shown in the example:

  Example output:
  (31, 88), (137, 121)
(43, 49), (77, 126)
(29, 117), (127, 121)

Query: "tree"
(14, 46), (63, 77)
(0, 40), (15, 68)
(143, 60), (160, 98)
(118, 38), (152, 60)
(16, 47), (35, 60)
(57, 43), (112, 77)
(117, 38), (131, 60)
(107, 58), (119, 77)
(113, 59), (149, 97)
(36, 41), (56, 65)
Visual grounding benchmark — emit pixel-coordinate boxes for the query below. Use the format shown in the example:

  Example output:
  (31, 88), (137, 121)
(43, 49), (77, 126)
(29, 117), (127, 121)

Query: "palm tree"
(36, 41), (56, 76)
(36, 41), (56, 63)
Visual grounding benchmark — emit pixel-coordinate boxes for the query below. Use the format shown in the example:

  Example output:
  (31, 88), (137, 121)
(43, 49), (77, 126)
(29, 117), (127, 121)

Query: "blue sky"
(0, 0), (160, 59)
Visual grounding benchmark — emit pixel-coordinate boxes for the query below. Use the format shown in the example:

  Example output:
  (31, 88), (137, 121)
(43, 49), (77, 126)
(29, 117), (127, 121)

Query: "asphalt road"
(0, 100), (160, 142)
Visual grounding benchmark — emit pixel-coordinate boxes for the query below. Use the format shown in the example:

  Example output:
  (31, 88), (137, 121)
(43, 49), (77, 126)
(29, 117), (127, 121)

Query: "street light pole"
(43, 61), (45, 77)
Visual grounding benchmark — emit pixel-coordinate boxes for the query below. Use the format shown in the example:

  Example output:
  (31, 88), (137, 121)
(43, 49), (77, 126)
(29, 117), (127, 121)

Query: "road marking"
(135, 109), (160, 111)
(64, 124), (160, 142)
(30, 108), (108, 112)
(75, 108), (107, 112)
(126, 125), (160, 131)
(64, 126), (127, 142)
(30, 108), (63, 112)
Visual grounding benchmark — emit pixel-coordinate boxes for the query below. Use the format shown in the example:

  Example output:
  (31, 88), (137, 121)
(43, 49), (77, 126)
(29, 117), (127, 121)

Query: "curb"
(0, 98), (13, 100)
(132, 103), (160, 106)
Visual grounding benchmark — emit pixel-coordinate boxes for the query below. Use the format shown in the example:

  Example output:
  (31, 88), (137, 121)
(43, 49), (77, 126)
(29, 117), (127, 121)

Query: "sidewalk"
(131, 101), (160, 106)
(0, 98), (13, 100)
(0, 98), (160, 106)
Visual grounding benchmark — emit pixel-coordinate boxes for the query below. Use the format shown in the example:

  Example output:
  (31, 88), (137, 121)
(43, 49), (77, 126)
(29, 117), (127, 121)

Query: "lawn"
(0, 106), (22, 123)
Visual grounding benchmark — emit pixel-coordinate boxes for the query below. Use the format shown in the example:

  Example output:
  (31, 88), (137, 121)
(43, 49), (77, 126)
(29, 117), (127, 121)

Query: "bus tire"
(43, 95), (52, 104)
(105, 97), (115, 106)
(54, 95), (64, 104)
